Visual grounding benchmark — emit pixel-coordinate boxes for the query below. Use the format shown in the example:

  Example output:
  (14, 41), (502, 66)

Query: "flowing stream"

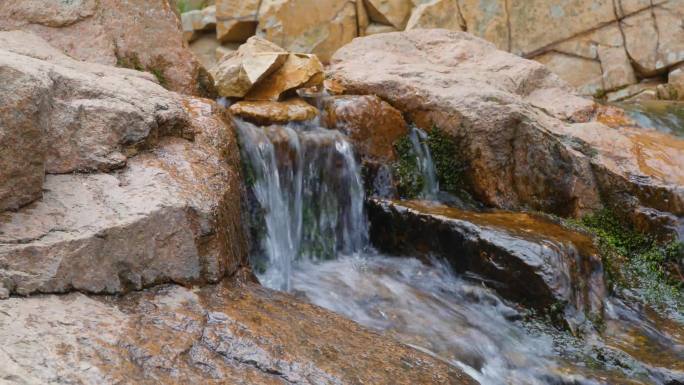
(618, 101), (684, 138)
(235, 113), (684, 385)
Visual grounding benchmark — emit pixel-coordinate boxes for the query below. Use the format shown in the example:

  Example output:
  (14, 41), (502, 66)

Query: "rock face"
(0, 32), (246, 296)
(212, 37), (289, 98)
(257, 0), (357, 63)
(215, 0), (259, 42)
(322, 95), (409, 163)
(368, 199), (606, 325)
(0, 281), (477, 384)
(0, 0), (212, 96)
(170, 0), (684, 97)
(230, 98), (319, 125)
(245, 53), (324, 101)
(329, 30), (684, 231)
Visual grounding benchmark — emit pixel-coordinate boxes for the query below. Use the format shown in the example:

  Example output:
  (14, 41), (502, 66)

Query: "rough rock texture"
(215, 0), (259, 42)
(257, 0), (357, 63)
(212, 37), (288, 98)
(406, 0), (464, 31)
(364, 0), (412, 29)
(245, 53), (324, 101)
(0, 31), (189, 175)
(0, 97), (246, 296)
(182, 6), (217, 42)
(368, 199), (605, 325)
(329, 30), (684, 230)
(0, 281), (477, 385)
(230, 98), (318, 125)
(0, 0), (212, 96)
(0, 32), (246, 296)
(322, 95), (408, 163)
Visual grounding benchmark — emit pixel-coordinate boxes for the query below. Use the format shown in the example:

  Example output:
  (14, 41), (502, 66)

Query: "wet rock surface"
(230, 98), (318, 125)
(0, 0), (212, 96)
(367, 198), (606, 322)
(330, 30), (684, 231)
(0, 281), (477, 385)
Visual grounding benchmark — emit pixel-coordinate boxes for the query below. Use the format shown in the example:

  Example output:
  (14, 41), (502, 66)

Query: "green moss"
(393, 137), (424, 198)
(116, 53), (144, 71)
(176, 0), (207, 13)
(150, 67), (168, 88)
(593, 88), (607, 100)
(425, 126), (465, 195)
(568, 209), (683, 310)
(392, 136), (425, 199)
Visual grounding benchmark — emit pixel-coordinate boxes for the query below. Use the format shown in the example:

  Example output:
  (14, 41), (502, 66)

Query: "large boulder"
(257, 0), (358, 63)
(329, 30), (684, 231)
(0, 31), (189, 175)
(0, 32), (247, 296)
(0, 281), (477, 384)
(0, 0), (212, 96)
(368, 199), (606, 327)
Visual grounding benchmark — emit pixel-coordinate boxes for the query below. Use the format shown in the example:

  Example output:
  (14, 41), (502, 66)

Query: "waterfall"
(235, 118), (367, 291)
(408, 126), (440, 199)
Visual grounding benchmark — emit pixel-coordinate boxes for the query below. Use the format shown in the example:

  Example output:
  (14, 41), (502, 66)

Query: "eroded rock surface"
(230, 98), (318, 125)
(368, 199), (606, 326)
(0, 0), (212, 96)
(0, 281), (477, 385)
(330, 30), (684, 232)
(0, 32), (246, 296)
(257, 0), (357, 63)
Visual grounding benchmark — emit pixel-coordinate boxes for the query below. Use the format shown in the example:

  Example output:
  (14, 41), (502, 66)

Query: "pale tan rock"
(257, 0), (357, 63)
(615, 0), (668, 18)
(621, 2), (684, 76)
(509, 0), (616, 56)
(245, 53), (324, 101)
(406, 0), (465, 31)
(212, 37), (289, 98)
(364, 22), (399, 35)
(669, 64), (684, 85)
(356, 0), (370, 35)
(0, 282), (477, 384)
(456, 0), (509, 51)
(606, 82), (661, 102)
(551, 23), (624, 60)
(0, 0), (213, 96)
(364, 0), (413, 29)
(329, 30), (684, 223)
(215, 0), (259, 42)
(229, 98), (318, 124)
(598, 45), (637, 91)
(181, 6), (216, 42)
(215, 44), (238, 61)
(189, 32), (220, 69)
(534, 52), (604, 96)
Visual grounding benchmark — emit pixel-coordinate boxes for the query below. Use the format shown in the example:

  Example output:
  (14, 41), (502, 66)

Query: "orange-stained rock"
(212, 36), (288, 98)
(0, 0), (214, 96)
(0, 281), (478, 384)
(229, 98), (318, 124)
(245, 53), (324, 101)
(322, 95), (409, 163)
(257, 0), (357, 63)
(329, 30), (684, 232)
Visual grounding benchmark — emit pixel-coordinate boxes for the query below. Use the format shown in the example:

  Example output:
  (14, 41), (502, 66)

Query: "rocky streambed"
(1, 2), (683, 385)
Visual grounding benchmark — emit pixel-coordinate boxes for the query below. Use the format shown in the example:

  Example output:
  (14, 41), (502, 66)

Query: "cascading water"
(618, 101), (684, 138)
(408, 126), (440, 199)
(235, 118), (367, 291)
(235, 108), (683, 385)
